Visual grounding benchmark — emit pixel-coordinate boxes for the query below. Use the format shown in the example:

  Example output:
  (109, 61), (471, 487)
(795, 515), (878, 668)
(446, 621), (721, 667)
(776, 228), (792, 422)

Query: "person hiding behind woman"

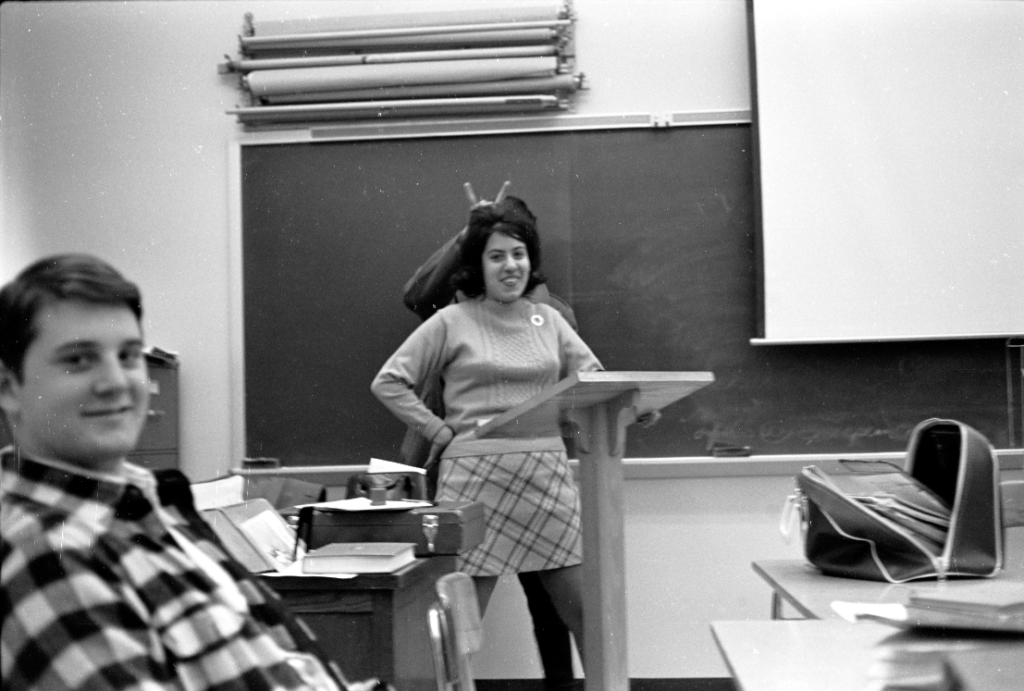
(371, 196), (600, 671)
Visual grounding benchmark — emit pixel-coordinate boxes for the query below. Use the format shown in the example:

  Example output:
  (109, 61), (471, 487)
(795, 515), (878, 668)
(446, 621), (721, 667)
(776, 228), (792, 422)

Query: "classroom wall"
(0, 0), (809, 680)
(1, 0), (751, 481)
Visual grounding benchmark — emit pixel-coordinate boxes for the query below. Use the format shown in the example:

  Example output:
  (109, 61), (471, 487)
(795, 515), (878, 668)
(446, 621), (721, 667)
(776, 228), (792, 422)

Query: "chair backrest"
(428, 602), (457, 691)
(428, 572), (482, 691)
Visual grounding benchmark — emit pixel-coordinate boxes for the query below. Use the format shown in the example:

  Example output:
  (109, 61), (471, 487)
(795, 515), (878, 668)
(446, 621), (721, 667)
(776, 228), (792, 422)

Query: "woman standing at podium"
(371, 195), (600, 670)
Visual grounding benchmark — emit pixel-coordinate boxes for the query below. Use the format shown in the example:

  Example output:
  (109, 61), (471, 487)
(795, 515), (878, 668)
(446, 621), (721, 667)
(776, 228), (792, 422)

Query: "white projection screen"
(750, 0), (1024, 343)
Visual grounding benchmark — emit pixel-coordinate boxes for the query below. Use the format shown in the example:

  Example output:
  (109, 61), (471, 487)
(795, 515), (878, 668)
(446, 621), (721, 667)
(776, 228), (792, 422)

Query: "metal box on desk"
(297, 500), (485, 557)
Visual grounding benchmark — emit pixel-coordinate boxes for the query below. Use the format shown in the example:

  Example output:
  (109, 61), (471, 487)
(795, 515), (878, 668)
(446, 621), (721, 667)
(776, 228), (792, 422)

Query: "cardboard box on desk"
(297, 501), (485, 557)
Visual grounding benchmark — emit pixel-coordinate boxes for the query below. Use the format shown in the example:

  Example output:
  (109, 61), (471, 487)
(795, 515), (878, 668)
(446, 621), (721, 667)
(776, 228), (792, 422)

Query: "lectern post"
(476, 372), (714, 691)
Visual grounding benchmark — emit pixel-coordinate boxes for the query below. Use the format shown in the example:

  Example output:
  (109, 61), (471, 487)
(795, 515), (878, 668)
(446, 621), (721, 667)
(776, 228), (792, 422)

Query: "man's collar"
(1, 447), (156, 521)
(22, 453), (128, 484)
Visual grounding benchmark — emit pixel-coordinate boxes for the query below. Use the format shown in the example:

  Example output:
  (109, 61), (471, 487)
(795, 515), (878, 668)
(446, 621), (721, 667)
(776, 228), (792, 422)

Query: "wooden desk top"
(712, 620), (1024, 691)
(753, 529), (1024, 620)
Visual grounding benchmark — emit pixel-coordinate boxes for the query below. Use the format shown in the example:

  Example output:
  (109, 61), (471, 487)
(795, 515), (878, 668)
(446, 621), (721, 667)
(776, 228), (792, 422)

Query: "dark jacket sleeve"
(402, 228), (466, 321)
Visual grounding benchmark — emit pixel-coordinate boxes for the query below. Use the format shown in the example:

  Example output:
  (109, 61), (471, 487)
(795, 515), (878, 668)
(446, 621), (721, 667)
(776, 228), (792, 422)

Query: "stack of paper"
(838, 466), (951, 550)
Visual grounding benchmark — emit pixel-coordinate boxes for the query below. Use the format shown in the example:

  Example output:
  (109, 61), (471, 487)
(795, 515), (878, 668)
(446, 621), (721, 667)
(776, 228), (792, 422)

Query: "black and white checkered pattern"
(1, 450), (346, 691)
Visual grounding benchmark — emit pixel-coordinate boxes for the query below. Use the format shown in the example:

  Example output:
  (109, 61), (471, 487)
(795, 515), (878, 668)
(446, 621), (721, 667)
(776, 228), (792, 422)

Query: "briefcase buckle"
(422, 514), (440, 553)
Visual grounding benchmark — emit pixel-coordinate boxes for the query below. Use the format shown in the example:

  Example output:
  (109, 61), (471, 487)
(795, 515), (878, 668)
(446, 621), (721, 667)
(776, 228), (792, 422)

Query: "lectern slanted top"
(474, 370), (715, 439)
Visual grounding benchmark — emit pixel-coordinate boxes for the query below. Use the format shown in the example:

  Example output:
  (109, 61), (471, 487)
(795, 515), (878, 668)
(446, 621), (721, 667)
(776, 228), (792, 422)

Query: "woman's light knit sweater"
(371, 297), (602, 458)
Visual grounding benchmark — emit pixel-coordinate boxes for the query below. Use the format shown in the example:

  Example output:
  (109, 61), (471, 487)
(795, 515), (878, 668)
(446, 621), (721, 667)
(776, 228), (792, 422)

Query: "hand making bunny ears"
(464, 180), (511, 209)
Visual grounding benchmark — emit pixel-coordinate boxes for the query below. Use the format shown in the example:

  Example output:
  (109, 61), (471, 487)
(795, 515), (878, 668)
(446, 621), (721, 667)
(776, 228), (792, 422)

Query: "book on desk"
(302, 542), (417, 575)
(906, 581), (1024, 628)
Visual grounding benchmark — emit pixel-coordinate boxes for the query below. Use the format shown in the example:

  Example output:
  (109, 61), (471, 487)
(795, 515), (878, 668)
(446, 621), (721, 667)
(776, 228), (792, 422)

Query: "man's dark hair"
(0, 253), (142, 379)
(452, 195), (547, 298)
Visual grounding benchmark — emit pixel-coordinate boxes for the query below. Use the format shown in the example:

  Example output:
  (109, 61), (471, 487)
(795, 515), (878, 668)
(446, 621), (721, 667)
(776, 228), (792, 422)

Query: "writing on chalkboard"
(693, 421), (918, 451)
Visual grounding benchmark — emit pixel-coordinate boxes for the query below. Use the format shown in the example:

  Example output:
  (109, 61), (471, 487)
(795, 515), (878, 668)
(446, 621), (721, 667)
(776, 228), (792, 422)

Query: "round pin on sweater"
(531, 314), (544, 327)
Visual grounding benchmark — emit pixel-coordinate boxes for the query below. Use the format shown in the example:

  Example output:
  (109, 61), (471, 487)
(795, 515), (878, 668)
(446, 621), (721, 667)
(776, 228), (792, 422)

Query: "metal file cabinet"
(129, 355), (180, 470)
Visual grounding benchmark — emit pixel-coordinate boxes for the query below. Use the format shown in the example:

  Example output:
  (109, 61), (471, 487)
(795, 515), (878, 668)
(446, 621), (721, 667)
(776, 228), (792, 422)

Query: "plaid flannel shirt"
(1, 449), (345, 691)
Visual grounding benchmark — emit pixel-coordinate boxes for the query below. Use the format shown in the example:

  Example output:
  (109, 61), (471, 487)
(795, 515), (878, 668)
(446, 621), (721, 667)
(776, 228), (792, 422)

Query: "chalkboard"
(241, 126), (1014, 465)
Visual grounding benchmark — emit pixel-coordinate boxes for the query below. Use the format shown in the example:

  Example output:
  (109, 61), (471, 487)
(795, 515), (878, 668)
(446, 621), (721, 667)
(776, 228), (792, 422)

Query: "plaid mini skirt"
(435, 449), (583, 576)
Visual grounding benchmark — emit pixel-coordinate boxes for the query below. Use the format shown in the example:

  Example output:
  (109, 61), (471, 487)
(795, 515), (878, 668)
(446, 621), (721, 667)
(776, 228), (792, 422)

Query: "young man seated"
(0, 254), (377, 691)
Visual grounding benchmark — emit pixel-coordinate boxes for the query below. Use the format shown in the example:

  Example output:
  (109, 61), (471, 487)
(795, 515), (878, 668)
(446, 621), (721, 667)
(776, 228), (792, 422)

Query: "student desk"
(753, 527), (1024, 620)
(711, 619), (1023, 691)
(714, 530), (1024, 689)
(263, 556), (456, 691)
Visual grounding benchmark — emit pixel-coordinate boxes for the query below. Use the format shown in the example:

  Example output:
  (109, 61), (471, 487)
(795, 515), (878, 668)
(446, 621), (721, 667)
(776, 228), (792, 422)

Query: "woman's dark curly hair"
(451, 196), (547, 298)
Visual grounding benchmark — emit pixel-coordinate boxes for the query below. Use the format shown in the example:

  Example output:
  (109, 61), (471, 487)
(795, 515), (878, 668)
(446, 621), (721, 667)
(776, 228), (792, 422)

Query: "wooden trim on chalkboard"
(232, 109), (752, 146)
(230, 449), (1023, 485)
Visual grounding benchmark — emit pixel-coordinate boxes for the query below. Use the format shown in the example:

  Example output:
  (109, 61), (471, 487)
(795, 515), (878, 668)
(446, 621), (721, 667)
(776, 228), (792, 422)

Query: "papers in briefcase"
(200, 498), (300, 573)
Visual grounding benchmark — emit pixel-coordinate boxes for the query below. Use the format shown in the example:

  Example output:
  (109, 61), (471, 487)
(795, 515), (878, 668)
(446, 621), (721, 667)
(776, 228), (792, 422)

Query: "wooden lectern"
(475, 371), (715, 691)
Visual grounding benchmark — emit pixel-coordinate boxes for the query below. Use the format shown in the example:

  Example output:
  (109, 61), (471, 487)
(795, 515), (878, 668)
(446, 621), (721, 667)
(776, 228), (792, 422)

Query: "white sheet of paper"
(295, 497), (433, 512)
(831, 601), (908, 623)
(191, 475), (245, 511)
(368, 457), (426, 475)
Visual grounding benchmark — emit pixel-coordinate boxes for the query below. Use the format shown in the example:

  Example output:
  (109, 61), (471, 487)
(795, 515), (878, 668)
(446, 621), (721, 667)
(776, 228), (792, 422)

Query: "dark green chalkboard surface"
(241, 126), (1013, 465)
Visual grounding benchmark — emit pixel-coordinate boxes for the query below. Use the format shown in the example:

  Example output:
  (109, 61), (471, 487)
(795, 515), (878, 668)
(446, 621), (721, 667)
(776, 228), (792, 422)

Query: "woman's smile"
(483, 232), (530, 303)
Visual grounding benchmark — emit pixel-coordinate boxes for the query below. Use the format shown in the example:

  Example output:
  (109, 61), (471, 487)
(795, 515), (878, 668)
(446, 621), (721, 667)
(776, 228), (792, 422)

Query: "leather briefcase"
(297, 500), (485, 558)
(786, 418), (1004, 583)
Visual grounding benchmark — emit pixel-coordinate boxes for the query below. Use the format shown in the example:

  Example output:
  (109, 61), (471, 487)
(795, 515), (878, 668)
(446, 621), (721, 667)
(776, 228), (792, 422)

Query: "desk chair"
(428, 572), (483, 691)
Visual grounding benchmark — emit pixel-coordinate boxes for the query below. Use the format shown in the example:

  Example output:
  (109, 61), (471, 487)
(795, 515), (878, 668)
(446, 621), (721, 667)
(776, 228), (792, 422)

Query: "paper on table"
(368, 457), (426, 475)
(296, 496), (434, 512)
(831, 601), (909, 623)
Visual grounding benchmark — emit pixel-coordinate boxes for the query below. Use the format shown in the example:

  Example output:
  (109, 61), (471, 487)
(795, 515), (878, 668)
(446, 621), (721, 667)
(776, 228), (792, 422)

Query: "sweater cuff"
(423, 419), (447, 444)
